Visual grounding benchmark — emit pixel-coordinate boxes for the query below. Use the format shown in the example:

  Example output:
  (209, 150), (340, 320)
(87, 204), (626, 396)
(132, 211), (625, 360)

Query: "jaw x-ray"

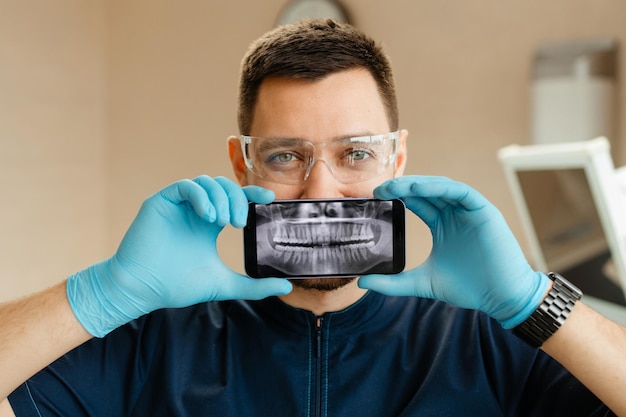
(244, 199), (405, 278)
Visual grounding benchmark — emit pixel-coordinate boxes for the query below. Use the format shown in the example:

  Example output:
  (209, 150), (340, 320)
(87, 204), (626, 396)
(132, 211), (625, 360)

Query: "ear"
(393, 129), (408, 177)
(228, 136), (248, 186)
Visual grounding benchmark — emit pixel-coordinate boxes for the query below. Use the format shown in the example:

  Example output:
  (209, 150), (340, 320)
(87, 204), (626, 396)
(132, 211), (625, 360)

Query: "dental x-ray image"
(244, 199), (405, 278)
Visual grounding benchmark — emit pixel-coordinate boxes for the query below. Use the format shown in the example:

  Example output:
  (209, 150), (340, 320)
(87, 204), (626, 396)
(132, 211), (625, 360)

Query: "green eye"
(350, 150), (371, 161)
(268, 152), (298, 163)
(264, 151), (309, 174)
(278, 153), (295, 162)
(344, 148), (377, 164)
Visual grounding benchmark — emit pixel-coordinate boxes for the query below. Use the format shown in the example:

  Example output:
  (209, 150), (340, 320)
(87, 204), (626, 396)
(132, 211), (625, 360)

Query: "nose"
(300, 159), (344, 199)
(305, 202), (341, 218)
(324, 202), (341, 217)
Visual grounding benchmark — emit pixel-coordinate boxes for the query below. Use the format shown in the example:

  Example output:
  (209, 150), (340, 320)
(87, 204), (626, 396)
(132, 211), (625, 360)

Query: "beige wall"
(2, 0), (626, 301)
(0, 1), (108, 300)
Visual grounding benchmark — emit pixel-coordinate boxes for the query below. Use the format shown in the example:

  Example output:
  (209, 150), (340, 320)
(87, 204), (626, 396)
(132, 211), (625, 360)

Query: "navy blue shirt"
(9, 291), (612, 416)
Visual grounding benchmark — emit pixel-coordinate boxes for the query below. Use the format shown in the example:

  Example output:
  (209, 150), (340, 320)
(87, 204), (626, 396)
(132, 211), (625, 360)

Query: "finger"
(217, 274), (293, 300)
(376, 177), (454, 211)
(376, 179), (452, 228)
(408, 180), (487, 212)
(159, 179), (216, 221)
(192, 176), (231, 226)
(358, 273), (415, 296)
(423, 196), (451, 211)
(213, 176), (251, 228)
(400, 196), (441, 229)
(358, 268), (435, 299)
(242, 186), (275, 204)
(374, 176), (450, 200)
(377, 176), (488, 212)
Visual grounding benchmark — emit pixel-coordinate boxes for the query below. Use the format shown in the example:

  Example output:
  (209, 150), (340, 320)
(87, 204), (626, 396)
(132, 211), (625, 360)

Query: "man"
(1, 19), (625, 416)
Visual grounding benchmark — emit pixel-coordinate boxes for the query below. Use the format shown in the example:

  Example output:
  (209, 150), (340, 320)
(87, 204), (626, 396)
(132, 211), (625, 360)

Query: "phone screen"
(243, 198), (405, 278)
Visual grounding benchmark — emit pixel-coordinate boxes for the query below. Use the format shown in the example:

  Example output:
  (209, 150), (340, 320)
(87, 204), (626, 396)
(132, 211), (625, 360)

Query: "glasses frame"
(239, 131), (400, 185)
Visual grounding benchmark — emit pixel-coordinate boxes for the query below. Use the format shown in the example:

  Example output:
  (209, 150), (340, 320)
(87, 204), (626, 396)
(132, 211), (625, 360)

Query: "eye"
(267, 152), (301, 164)
(349, 149), (372, 161)
(343, 147), (376, 164)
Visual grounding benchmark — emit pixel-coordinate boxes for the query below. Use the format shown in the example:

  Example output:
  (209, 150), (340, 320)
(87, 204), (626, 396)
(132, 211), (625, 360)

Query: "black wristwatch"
(513, 272), (583, 348)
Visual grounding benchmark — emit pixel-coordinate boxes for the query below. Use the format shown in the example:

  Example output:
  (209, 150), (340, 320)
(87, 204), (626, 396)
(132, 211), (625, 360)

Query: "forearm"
(0, 398), (16, 417)
(542, 302), (626, 416)
(0, 281), (91, 399)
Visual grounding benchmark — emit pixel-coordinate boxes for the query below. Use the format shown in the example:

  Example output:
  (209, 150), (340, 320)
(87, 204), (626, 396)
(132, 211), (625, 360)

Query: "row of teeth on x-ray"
(272, 244), (374, 267)
(271, 222), (375, 248)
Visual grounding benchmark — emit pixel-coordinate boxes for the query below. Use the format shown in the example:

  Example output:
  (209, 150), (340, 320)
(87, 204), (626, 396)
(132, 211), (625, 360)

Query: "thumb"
(358, 267), (434, 299)
(243, 186), (275, 204)
(217, 274), (293, 301)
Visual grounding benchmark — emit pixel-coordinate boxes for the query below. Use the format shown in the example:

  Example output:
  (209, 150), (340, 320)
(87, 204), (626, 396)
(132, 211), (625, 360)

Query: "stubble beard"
(289, 277), (357, 292)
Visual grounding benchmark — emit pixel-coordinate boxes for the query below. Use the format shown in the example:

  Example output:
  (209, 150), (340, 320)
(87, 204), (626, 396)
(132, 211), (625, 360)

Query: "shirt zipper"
(314, 316), (324, 417)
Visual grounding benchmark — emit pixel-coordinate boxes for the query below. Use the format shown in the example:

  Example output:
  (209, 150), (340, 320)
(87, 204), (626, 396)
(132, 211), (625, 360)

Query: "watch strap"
(513, 272), (582, 348)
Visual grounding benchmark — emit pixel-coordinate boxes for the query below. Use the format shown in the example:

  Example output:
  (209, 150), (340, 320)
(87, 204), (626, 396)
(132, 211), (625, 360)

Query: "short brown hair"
(238, 19), (399, 134)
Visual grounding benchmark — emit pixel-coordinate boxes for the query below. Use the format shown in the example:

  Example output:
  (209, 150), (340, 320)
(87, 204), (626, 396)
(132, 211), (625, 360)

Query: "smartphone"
(243, 198), (405, 278)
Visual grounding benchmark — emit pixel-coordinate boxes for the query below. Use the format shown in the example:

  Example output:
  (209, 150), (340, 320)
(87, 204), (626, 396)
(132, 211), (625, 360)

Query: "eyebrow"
(259, 131), (378, 142)
(335, 132), (378, 141)
(256, 138), (306, 153)
(250, 131), (389, 153)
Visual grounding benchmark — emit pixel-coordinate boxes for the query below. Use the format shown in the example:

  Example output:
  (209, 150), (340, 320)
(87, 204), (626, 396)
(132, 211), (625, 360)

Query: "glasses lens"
(241, 132), (398, 185)
(243, 137), (313, 184)
(328, 134), (397, 183)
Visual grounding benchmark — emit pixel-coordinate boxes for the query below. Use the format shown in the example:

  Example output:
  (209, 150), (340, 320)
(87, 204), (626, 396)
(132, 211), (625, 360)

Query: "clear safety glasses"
(239, 131), (400, 185)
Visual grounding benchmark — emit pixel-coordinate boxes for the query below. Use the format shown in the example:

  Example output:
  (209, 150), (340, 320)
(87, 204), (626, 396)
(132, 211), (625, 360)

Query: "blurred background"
(1, 0), (625, 302)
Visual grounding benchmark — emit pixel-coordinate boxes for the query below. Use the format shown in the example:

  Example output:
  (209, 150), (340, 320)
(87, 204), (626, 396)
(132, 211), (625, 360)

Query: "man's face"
(229, 68), (407, 291)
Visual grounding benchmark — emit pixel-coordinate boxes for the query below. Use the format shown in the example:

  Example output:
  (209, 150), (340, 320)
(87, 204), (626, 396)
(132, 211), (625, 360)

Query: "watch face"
(276, 0), (349, 26)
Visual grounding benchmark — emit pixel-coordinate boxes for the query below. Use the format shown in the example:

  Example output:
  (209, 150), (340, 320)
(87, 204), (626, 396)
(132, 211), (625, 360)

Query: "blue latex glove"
(67, 176), (292, 337)
(358, 176), (549, 329)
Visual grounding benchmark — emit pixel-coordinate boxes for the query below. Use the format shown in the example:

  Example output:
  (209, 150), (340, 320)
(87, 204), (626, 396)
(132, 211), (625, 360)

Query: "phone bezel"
(243, 197), (405, 278)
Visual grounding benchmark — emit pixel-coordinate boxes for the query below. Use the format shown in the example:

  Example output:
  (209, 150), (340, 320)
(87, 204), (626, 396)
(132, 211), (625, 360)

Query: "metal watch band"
(513, 272), (583, 348)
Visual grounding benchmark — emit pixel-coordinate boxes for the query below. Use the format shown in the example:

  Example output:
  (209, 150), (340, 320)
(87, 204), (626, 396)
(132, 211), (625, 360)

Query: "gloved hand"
(358, 176), (549, 329)
(67, 176), (292, 337)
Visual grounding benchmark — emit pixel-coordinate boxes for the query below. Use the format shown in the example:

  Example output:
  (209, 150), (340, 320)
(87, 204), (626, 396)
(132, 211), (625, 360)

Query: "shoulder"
(378, 296), (541, 362)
